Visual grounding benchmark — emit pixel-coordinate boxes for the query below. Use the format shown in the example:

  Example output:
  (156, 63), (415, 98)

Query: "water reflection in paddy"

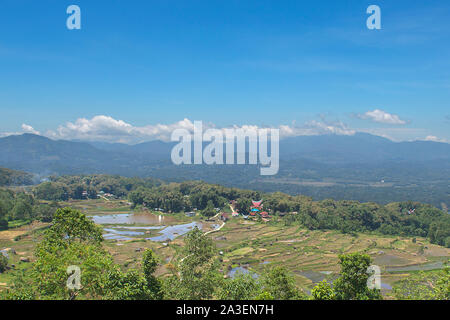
(147, 222), (202, 242)
(103, 228), (147, 236)
(90, 213), (172, 225)
(90, 213), (202, 242)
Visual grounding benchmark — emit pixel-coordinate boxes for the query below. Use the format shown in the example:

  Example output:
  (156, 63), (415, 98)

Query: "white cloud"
(40, 115), (356, 143)
(423, 135), (448, 143)
(357, 109), (407, 125)
(3, 115), (446, 144)
(0, 124), (40, 137)
(304, 120), (355, 136)
(21, 124), (40, 135)
(46, 116), (197, 143)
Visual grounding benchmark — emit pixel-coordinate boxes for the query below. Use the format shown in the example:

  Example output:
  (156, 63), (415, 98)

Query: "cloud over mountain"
(36, 115), (357, 143)
(21, 124), (40, 135)
(2, 114), (445, 144)
(357, 109), (407, 125)
(423, 135), (448, 143)
(45, 116), (196, 143)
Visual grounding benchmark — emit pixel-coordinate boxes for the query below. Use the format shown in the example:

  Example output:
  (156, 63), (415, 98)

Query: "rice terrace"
(1, 188), (448, 300)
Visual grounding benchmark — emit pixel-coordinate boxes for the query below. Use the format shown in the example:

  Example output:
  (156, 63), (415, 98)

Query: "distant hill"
(89, 132), (450, 164)
(0, 133), (165, 176)
(0, 167), (34, 186)
(280, 132), (450, 163)
(0, 133), (448, 207)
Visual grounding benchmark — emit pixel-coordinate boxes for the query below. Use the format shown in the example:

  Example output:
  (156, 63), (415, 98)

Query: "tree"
(5, 207), (114, 299)
(33, 202), (58, 222)
(0, 253), (7, 273)
(104, 267), (153, 300)
(128, 187), (147, 207)
(311, 280), (335, 300)
(201, 200), (216, 217)
(32, 240), (114, 299)
(143, 249), (163, 299)
(46, 207), (103, 244)
(236, 198), (252, 215)
(217, 273), (261, 300)
(332, 252), (382, 300)
(261, 266), (305, 300)
(34, 182), (68, 201)
(0, 218), (7, 230)
(163, 227), (221, 299)
(11, 199), (32, 220)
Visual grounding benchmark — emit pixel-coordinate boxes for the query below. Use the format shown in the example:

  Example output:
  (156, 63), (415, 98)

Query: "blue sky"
(0, 0), (449, 143)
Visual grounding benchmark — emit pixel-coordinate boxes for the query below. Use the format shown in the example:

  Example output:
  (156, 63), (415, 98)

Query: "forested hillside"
(0, 167), (33, 186)
(28, 175), (450, 247)
(0, 188), (58, 230)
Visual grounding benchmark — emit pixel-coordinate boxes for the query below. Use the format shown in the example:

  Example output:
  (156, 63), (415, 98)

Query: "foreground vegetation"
(0, 205), (448, 300)
(0, 207), (402, 300)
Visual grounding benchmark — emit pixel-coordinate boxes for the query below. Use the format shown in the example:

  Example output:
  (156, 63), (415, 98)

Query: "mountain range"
(0, 133), (448, 208)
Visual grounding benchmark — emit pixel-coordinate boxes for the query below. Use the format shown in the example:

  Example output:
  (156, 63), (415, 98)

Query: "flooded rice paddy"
(90, 212), (203, 242)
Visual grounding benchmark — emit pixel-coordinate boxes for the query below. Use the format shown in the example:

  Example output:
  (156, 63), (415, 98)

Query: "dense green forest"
(28, 175), (450, 248)
(0, 189), (58, 230)
(0, 167), (33, 187)
(33, 175), (161, 201)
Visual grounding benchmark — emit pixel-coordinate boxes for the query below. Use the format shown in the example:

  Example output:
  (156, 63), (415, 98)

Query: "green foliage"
(311, 280), (335, 300)
(217, 273), (261, 300)
(0, 218), (7, 230)
(0, 270), (36, 300)
(4, 207), (114, 299)
(163, 227), (222, 299)
(392, 267), (449, 300)
(201, 200), (216, 217)
(236, 198), (252, 215)
(33, 241), (114, 299)
(0, 188), (58, 227)
(30, 208), (112, 299)
(260, 266), (306, 300)
(332, 252), (382, 300)
(34, 182), (68, 201)
(47, 207), (103, 244)
(0, 253), (7, 273)
(142, 249), (163, 299)
(0, 167), (33, 186)
(104, 267), (153, 300)
(34, 174), (160, 201)
(254, 291), (274, 300)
